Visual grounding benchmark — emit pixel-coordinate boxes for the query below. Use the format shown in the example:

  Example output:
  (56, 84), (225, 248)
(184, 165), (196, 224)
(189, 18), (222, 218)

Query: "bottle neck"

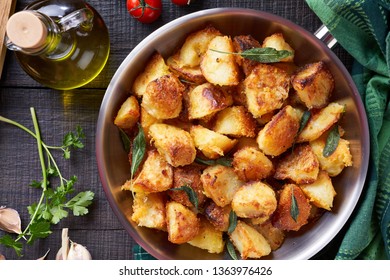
(6, 11), (75, 59)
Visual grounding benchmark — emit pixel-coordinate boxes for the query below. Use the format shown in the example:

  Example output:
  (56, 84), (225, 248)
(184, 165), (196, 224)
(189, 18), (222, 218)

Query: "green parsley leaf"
(0, 235), (23, 257)
(49, 206), (68, 224)
(27, 221), (52, 244)
(65, 191), (95, 216)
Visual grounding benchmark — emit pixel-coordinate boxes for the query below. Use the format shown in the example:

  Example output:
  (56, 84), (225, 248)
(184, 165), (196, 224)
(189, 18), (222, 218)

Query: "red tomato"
(171, 0), (192, 5)
(127, 0), (162, 23)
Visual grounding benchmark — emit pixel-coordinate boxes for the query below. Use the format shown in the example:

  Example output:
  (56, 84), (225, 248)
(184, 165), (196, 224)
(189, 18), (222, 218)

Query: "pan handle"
(315, 25), (337, 49)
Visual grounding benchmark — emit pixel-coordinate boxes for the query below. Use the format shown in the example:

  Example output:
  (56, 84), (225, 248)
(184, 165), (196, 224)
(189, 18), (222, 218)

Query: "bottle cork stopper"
(6, 11), (48, 49)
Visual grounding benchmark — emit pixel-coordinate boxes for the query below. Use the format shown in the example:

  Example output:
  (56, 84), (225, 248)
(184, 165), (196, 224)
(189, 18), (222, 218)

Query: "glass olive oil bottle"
(5, 0), (110, 90)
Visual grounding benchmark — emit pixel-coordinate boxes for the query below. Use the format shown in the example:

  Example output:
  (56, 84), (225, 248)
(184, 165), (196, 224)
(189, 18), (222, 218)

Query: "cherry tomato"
(127, 0), (162, 23)
(171, 0), (192, 5)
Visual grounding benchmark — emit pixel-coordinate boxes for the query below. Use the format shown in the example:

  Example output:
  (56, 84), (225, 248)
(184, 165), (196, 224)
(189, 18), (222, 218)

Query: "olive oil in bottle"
(5, 0), (110, 90)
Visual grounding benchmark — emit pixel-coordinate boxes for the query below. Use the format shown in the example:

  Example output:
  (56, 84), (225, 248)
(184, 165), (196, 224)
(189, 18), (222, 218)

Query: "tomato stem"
(129, 0), (160, 19)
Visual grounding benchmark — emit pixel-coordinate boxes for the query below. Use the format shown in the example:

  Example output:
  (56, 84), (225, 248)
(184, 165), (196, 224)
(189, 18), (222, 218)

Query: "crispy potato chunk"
(300, 170), (336, 211)
(166, 201), (200, 244)
(291, 61), (334, 109)
(232, 35), (262, 76)
(141, 74), (185, 119)
(201, 36), (240, 86)
(190, 125), (237, 159)
(204, 201), (231, 232)
(140, 107), (161, 143)
(229, 220), (271, 259)
(244, 63), (290, 118)
(132, 52), (171, 97)
(213, 106), (257, 138)
(200, 165), (244, 207)
(124, 150), (173, 193)
(166, 53), (206, 84)
(297, 102), (345, 142)
(179, 24), (222, 67)
(257, 105), (302, 156)
(188, 83), (233, 120)
(233, 137), (259, 152)
(131, 192), (166, 231)
(272, 184), (312, 231)
(232, 147), (273, 181)
(149, 123), (196, 167)
(262, 33), (294, 62)
(168, 165), (207, 208)
(188, 217), (225, 253)
(231, 181), (277, 219)
(310, 136), (353, 176)
(252, 220), (285, 251)
(114, 96), (140, 131)
(274, 144), (320, 184)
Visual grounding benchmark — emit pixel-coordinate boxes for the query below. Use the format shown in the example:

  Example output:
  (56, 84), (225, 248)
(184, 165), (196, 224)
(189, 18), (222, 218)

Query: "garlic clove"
(56, 228), (92, 260)
(37, 249), (50, 260)
(0, 253), (5, 260)
(67, 241), (92, 260)
(0, 207), (22, 234)
(56, 228), (69, 260)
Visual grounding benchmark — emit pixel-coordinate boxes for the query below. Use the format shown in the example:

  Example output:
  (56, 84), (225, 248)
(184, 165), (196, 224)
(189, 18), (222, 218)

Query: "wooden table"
(0, 0), (353, 260)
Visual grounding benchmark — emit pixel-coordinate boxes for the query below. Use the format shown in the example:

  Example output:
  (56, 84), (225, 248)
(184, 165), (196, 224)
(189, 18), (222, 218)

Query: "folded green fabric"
(306, 0), (390, 259)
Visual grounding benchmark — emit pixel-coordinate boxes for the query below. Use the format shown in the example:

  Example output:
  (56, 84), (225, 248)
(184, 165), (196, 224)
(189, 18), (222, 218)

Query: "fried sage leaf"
(171, 185), (199, 210)
(130, 123), (146, 179)
(211, 47), (293, 63)
(323, 124), (340, 157)
(226, 239), (238, 260)
(119, 128), (131, 153)
(290, 188), (299, 222)
(195, 156), (233, 167)
(227, 210), (237, 234)
(298, 111), (311, 134)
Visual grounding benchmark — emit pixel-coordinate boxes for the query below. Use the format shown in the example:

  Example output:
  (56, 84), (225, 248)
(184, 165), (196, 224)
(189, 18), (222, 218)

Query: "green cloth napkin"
(306, 0), (390, 259)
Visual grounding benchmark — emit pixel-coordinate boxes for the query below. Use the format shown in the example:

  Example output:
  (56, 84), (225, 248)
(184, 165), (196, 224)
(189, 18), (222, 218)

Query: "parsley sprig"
(0, 108), (94, 257)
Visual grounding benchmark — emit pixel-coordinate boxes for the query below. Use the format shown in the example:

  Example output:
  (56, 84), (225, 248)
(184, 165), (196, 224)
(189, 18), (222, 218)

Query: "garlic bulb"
(56, 228), (92, 260)
(0, 206), (22, 234)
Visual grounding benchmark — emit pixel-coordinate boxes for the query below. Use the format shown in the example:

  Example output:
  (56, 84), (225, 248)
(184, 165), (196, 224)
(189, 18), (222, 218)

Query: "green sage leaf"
(171, 185), (199, 210)
(210, 47), (293, 63)
(240, 47), (293, 63)
(227, 210), (237, 234)
(298, 111), (311, 134)
(226, 239), (238, 260)
(119, 128), (131, 153)
(195, 156), (233, 167)
(290, 187), (299, 222)
(131, 123), (146, 179)
(323, 124), (340, 157)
